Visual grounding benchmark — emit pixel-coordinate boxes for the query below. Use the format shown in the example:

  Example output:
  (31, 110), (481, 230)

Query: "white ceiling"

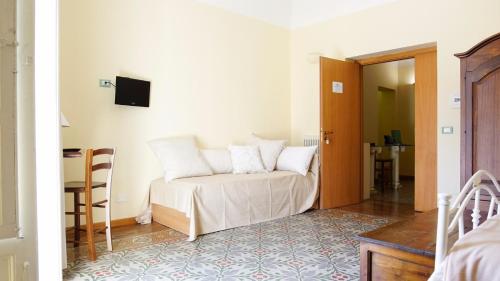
(195, 0), (397, 29)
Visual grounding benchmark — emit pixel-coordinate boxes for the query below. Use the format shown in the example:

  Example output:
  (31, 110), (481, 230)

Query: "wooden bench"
(357, 210), (456, 281)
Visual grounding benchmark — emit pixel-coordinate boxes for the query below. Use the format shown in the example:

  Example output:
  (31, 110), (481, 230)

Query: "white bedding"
(149, 157), (319, 241)
(429, 214), (500, 281)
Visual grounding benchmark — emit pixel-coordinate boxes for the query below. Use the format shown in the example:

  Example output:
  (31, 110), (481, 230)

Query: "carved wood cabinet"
(456, 33), (500, 214)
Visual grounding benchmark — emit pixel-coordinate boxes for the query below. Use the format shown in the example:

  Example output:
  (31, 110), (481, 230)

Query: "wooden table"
(63, 150), (82, 158)
(357, 210), (452, 281)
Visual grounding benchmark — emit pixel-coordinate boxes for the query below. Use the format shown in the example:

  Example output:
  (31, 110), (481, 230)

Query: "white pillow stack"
(228, 145), (265, 174)
(200, 149), (233, 174)
(276, 146), (318, 176)
(148, 135), (318, 179)
(148, 136), (213, 181)
(248, 134), (286, 172)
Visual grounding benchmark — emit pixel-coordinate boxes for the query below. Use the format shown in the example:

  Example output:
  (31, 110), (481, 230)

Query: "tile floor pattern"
(66, 228), (186, 262)
(64, 209), (393, 281)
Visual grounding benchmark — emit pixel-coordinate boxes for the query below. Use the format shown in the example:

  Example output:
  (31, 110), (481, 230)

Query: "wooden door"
(414, 51), (437, 212)
(319, 57), (362, 209)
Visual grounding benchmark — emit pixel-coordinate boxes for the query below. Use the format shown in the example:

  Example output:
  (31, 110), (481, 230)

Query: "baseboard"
(66, 217), (137, 231)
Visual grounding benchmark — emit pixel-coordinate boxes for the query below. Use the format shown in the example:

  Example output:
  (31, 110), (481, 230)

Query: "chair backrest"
(85, 148), (116, 201)
(435, 170), (500, 268)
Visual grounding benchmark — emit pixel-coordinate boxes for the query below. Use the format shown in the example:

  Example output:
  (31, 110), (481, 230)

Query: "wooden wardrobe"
(456, 32), (500, 215)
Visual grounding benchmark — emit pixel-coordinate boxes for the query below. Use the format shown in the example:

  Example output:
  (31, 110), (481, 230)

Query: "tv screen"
(115, 76), (150, 107)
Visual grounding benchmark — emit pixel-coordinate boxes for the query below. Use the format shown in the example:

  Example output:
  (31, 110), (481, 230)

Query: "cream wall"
(61, 0), (500, 223)
(363, 60), (415, 176)
(290, 0), (500, 197)
(362, 61), (398, 144)
(60, 0), (290, 223)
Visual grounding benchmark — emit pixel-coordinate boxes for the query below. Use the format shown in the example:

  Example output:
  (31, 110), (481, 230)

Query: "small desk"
(357, 210), (448, 281)
(63, 150), (82, 158)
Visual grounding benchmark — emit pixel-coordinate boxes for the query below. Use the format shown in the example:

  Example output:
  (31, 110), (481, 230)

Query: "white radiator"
(303, 135), (320, 147)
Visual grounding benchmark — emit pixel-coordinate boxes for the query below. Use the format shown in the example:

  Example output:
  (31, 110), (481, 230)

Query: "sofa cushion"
(277, 146), (317, 176)
(248, 134), (286, 172)
(201, 149), (233, 174)
(228, 145), (265, 174)
(148, 136), (213, 181)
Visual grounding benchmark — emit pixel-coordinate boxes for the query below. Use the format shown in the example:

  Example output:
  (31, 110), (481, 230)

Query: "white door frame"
(34, 0), (64, 279)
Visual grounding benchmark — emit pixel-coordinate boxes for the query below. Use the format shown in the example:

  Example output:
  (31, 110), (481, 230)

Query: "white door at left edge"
(0, 0), (37, 279)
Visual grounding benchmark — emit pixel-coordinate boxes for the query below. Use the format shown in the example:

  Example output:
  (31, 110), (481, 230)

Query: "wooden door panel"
(320, 57), (362, 209)
(457, 33), (500, 221)
(414, 51), (437, 212)
(472, 69), (500, 178)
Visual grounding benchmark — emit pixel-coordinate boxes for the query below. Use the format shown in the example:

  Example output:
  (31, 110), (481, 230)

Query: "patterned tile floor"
(64, 209), (393, 281)
(66, 227), (186, 262)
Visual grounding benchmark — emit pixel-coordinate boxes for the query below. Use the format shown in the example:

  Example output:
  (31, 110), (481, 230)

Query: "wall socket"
(99, 79), (112, 88)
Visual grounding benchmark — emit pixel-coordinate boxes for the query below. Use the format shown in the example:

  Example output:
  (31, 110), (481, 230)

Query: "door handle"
(320, 129), (333, 144)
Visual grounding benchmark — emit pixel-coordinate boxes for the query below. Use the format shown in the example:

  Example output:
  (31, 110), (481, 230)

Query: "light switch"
(442, 126), (454, 134)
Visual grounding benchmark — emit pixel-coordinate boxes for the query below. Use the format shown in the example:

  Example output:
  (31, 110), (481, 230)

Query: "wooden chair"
(375, 158), (393, 191)
(65, 148), (115, 261)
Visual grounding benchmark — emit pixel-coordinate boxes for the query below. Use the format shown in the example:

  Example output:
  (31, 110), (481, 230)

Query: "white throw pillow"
(248, 134), (286, 172)
(276, 146), (318, 176)
(228, 145), (265, 174)
(148, 136), (213, 181)
(200, 149), (233, 174)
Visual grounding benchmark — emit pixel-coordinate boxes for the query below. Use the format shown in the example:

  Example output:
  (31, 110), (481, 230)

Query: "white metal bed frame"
(435, 170), (500, 268)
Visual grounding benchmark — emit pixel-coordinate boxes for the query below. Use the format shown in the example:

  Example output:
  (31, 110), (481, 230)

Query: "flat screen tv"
(115, 76), (150, 107)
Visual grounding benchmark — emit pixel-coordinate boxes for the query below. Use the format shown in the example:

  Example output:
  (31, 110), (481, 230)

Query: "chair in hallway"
(375, 158), (393, 192)
(64, 148), (116, 261)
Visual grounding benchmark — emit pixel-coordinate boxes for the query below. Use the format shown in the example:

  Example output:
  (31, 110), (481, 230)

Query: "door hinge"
(23, 261), (31, 281)
(17, 226), (25, 239)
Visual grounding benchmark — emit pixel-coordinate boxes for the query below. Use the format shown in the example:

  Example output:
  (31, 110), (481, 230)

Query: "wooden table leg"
(74, 192), (80, 247)
(360, 242), (370, 281)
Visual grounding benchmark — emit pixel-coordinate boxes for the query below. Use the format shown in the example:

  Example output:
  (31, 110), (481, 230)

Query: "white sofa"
(149, 154), (319, 241)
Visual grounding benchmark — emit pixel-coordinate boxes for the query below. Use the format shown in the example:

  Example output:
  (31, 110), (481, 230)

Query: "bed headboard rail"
(435, 170), (500, 268)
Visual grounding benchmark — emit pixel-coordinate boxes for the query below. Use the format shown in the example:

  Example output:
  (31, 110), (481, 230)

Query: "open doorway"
(319, 44), (436, 212)
(362, 59), (415, 207)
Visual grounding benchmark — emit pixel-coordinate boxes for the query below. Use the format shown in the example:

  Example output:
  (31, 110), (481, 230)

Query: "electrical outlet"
(99, 79), (112, 88)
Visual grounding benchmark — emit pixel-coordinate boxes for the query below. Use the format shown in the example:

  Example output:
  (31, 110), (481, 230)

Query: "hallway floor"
(370, 178), (415, 205)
